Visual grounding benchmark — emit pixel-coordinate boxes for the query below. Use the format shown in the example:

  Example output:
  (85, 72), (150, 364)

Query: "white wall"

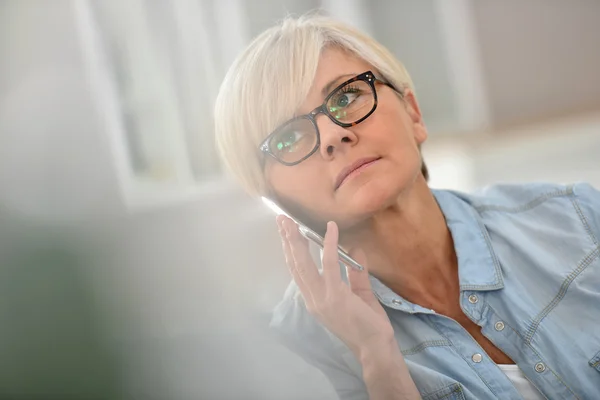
(371, 0), (460, 132)
(472, 0), (600, 126)
(0, 0), (123, 223)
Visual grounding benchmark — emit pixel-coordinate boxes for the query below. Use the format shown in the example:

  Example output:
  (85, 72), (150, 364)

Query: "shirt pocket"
(422, 383), (466, 400)
(589, 350), (600, 372)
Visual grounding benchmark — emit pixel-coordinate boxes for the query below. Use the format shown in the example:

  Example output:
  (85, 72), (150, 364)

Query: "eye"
(329, 86), (360, 112)
(267, 118), (317, 163)
(272, 129), (306, 153)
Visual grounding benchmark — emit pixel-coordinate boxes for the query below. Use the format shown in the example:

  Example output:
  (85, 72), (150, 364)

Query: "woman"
(214, 14), (600, 400)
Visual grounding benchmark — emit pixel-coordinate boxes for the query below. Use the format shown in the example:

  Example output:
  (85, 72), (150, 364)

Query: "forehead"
(297, 47), (374, 114)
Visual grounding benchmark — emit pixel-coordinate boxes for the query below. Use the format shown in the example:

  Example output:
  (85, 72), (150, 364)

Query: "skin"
(266, 47), (512, 397)
(267, 48), (452, 308)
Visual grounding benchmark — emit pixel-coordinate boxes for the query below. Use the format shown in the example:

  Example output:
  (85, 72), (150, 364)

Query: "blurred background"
(0, 0), (599, 399)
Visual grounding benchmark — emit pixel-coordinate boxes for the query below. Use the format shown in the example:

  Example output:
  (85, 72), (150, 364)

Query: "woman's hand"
(278, 216), (421, 399)
(277, 216), (394, 358)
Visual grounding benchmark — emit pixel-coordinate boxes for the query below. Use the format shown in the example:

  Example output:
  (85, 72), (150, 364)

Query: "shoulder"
(269, 281), (366, 393)
(447, 181), (600, 241)
(453, 181), (577, 211)
(571, 182), (600, 240)
(270, 281), (337, 352)
(270, 280), (365, 374)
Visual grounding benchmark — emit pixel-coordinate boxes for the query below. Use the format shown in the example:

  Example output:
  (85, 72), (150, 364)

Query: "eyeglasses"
(259, 70), (398, 166)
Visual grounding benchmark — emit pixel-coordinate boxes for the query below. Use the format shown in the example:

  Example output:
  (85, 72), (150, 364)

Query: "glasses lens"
(326, 79), (375, 124)
(269, 117), (317, 164)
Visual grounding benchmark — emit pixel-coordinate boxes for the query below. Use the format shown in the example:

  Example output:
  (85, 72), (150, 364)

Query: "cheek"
(267, 163), (330, 201)
(370, 105), (412, 141)
(266, 164), (336, 228)
(366, 119), (415, 156)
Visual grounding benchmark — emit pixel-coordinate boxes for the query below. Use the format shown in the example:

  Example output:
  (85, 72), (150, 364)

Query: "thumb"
(346, 248), (376, 302)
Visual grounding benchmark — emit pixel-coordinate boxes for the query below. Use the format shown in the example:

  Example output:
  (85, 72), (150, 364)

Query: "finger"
(275, 214), (286, 231)
(283, 218), (324, 296)
(346, 248), (377, 302)
(278, 217), (301, 271)
(322, 221), (342, 286)
(278, 222), (315, 305)
(278, 219), (294, 270)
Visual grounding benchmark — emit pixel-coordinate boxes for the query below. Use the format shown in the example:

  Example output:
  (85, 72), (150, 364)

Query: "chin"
(342, 178), (400, 215)
(335, 156), (421, 215)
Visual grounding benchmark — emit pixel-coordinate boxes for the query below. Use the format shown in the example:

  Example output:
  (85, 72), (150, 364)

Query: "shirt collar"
(370, 189), (504, 309)
(433, 189), (504, 291)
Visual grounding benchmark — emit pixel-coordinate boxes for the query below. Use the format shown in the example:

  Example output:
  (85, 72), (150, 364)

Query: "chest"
(426, 293), (515, 364)
(379, 282), (600, 399)
(451, 310), (514, 364)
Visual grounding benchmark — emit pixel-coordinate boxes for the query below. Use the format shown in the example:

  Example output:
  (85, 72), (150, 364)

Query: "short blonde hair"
(214, 13), (419, 196)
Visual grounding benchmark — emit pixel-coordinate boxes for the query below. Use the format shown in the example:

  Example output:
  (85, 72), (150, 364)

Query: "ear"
(402, 89), (428, 145)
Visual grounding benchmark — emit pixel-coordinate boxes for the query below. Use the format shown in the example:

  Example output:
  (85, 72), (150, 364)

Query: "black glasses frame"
(259, 70), (397, 166)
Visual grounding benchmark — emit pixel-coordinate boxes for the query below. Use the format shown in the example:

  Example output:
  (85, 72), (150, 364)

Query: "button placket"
(388, 297), (415, 313)
(462, 292), (484, 321)
(469, 304), (567, 396)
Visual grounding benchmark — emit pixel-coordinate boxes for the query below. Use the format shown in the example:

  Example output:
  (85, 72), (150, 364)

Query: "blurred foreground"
(1, 1), (599, 399)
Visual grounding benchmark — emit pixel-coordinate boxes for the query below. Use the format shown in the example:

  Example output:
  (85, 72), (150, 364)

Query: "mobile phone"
(261, 196), (364, 271)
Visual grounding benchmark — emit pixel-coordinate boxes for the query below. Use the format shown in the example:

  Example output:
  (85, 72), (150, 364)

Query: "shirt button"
(494, 321), (505, 331)
(472, 353), (483, 363)
(468, 294), (479, 304)
(392, 299), (402, 305)
(535, 362), (546, 373)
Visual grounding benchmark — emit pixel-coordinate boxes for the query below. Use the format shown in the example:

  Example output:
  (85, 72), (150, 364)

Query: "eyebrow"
(321, 73), (356, 97)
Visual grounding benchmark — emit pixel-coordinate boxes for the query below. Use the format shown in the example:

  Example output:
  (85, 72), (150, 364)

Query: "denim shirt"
(270, 182), (600, 400)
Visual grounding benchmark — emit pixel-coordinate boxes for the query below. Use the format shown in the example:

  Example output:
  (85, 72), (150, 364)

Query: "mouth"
(334, 156), (381, 190)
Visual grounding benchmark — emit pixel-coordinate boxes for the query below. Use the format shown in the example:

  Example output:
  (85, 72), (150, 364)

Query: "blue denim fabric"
(271, 182), (600, 399)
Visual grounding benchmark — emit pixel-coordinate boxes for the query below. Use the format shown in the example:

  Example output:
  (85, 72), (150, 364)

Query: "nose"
(317, 116), (358, 160)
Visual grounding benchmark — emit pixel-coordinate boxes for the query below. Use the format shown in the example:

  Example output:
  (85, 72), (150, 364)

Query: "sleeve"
(270, 284), (369, 400)
(573, 182), (600, 242)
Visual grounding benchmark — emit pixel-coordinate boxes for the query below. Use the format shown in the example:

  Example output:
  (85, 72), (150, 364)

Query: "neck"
(340, 178), (459, 310)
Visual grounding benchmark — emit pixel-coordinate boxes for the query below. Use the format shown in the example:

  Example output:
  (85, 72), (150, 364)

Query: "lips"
(334, 157), (381, 190)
